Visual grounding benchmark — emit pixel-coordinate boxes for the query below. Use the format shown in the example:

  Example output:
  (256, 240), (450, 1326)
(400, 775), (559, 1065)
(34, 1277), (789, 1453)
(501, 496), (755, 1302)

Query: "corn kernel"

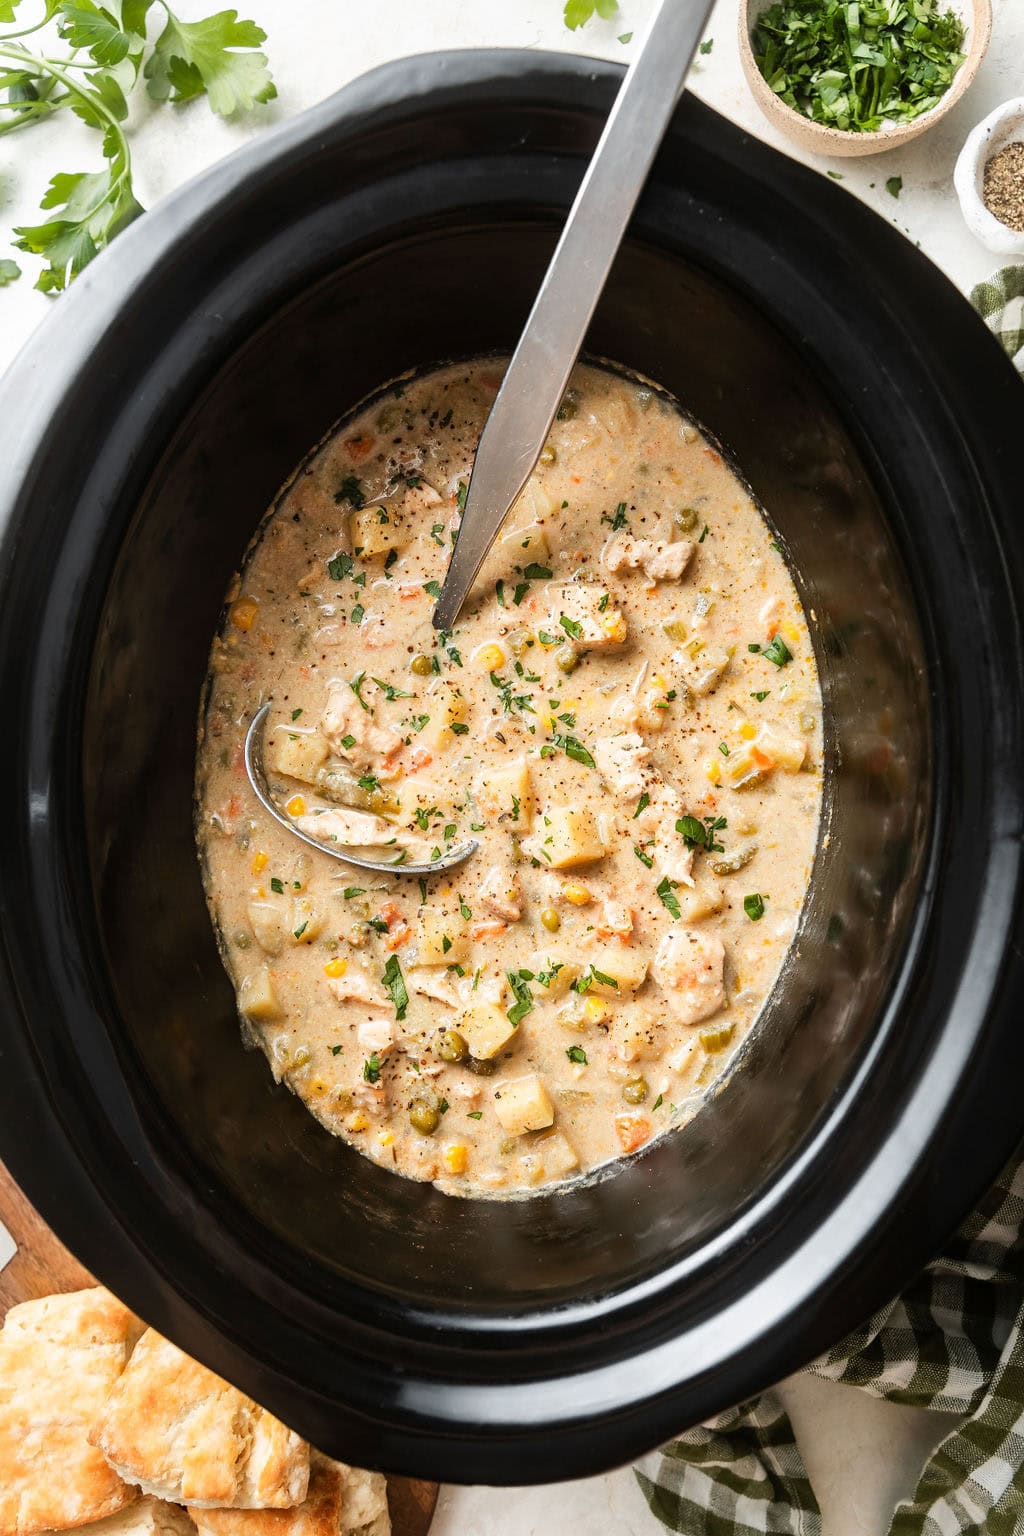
(251, 850), (269, 874)
(561, 882), (592, 906)
(376, 1129), (395, 1147)
(705, 760), (722, 785)
(601, 612), (628, 642)
(345, 1110), (370, 1132)
(652, 674), (669, 690)
(286, 794), (306, 817)
(309, 1077), (328, 1095)
(584, 996), (609, 1024)
(324, 957), (348, 978)
(443, 1144), (469, 1175)
(782, 622), (801, 647)
(476, 642), (505, 670)
(740, 722), (757, 741)
(230, 597), (258, 631)
(255, 885), (267, 899)
(541, 907), (561, 932)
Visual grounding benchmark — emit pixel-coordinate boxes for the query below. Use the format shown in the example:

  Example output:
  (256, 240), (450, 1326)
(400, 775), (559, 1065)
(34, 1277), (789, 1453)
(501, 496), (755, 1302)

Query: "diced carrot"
(379, 900), (404, 928)
(410, 746), (433, 770)
(385, 923), (412, 951)
(345, 434), (376, 463)
(751, 747), (775, 771)
(704, 448), (722, 465)
(226, 793), (242, 818)
(469, 920), (506, 941)
(397, 584), (423, 601)
(614, 1114), (651, 1154)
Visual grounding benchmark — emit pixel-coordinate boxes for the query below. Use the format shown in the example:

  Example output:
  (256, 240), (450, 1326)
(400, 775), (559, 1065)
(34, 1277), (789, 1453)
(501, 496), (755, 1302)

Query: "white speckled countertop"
(2, 1), (1020, 1530)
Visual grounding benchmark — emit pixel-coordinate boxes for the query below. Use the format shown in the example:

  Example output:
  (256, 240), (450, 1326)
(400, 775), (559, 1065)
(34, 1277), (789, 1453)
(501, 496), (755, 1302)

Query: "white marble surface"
(2, 1), (1021, 1531)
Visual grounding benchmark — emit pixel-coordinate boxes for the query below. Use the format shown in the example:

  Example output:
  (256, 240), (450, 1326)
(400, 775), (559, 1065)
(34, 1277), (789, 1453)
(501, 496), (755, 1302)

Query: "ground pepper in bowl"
(983, 142), (1024, 234)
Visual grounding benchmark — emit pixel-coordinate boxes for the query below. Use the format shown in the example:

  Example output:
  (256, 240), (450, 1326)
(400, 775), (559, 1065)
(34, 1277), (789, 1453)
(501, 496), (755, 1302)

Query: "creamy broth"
(196, 359), (822, 1197)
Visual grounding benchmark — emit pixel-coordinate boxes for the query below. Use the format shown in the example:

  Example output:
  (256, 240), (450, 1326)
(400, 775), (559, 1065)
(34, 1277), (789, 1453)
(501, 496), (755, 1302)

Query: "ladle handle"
(432, 0), (716, 633)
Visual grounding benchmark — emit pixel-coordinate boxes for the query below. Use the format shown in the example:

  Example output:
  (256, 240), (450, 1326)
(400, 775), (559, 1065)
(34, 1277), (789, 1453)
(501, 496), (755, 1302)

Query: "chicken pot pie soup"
(196, 359), (823, 1197)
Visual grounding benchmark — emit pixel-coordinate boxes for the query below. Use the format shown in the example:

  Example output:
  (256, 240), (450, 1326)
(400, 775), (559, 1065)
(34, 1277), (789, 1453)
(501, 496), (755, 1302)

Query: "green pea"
(623, 1076), (648, 1105)
(539, 444), (557, 466)
(409, 1100), (440, 1134)
(556, 649), (579, 675)
(436, 1028), (468, 1064)
(411, 654), (433, 677)
(675, 507), (699, 532)
(466, 1056), (496, 1077)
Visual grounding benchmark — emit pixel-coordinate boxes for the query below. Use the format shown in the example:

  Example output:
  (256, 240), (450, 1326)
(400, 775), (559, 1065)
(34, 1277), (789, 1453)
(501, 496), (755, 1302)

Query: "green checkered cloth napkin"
(634, 271), (1024, 1536)
(635, 1146), (1024, 1533)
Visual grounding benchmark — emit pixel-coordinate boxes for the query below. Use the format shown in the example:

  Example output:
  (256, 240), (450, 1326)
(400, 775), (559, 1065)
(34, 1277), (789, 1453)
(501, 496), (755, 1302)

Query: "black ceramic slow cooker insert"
(1, 51), (1023, 1485)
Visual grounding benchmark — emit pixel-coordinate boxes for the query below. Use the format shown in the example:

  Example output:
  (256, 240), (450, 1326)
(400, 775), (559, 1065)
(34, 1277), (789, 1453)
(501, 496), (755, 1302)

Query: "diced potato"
(460, 1002), (519, 1061)
(527, 951), (580, 998)
(681, 882), (725, 922)
(531, 805), (606, 869)
(398, 773), (461, 819)
(609, 1006), (661, 1062)
(416, 906), (470, 966)
(239, 965), (283, 1022)
(289, 897), (324, 945)
(494, 1073), (555, 1135)
(268, 729), (328, 784)
(247, 899), (287, 956)
(511, 477), (560, 524)
(473, 757), (534, 830)
(757, 723), (807, 773)
(584, 945), (649, 995)
(350, 503), (411, 559)
(672, 640), (731, 696)
(532, 1129), (579, 1178)
(500, 520), (551, 565)
(419, 682), (468, 751)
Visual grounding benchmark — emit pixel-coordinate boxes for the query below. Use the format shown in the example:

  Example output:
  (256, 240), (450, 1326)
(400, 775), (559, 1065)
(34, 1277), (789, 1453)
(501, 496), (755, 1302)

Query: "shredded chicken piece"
(320, 680), (403, 768)
(357, 1016), (394, 1053)
(594, 732), (650, 797)
(653, 927), (727, 1025)
(327, 967), (389, 1009)
(478, 866), (522, 921)
(408, 967), (461, 1008)
(602, 534), (694, 582)
(295, 807), (396, 846)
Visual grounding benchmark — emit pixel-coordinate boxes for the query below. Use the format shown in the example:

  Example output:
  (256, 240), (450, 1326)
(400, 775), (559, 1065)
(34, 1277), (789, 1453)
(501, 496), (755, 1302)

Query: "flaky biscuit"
(187, 1456), (387, 1536)
(0, 1288), (144, 1536)
(91, 1331), (308, 1509)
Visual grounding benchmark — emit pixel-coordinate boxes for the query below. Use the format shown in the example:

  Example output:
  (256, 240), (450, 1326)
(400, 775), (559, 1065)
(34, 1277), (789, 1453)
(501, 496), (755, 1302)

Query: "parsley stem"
(0, 45), (132, 169)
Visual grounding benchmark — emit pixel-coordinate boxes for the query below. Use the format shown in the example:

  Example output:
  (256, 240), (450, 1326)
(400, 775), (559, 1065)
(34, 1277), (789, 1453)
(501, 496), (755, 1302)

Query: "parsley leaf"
(144, 5), (276, 116)
(744, 892), (767, 921)
(762, 635), (793, 667)
(566, 1045), (588, 1065)
(372, 676), (413, 701)
(506, 969), (533, 1026)
(886, 175), (903, 199)
(362, 1052), (381, 1084)
(563, 0), (618, 28)
(699, 37), (714, 54)
(633, 791), (650, 819)
(0, 259), (20, 286)
(381, 954), (408, 1020)
(656, 877), (681, 919)
(333, 475), (365, 509)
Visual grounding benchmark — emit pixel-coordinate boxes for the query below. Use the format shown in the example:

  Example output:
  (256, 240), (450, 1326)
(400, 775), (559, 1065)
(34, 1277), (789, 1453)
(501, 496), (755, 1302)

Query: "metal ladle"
(246, 0), (713, 873)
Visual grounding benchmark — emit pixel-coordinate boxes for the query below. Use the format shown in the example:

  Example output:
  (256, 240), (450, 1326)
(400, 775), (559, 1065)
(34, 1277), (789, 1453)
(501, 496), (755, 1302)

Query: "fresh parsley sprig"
(2, 0), (275, 291)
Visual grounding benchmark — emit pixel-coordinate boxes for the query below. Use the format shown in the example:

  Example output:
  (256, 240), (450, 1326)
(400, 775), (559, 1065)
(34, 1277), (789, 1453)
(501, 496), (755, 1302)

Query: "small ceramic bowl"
(954, 99), (1024, 256)
(739, 0), (992, 158)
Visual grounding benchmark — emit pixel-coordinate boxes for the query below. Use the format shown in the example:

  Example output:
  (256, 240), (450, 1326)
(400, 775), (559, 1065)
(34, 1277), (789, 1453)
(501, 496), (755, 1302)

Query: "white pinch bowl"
(954, 98), (1024, 257)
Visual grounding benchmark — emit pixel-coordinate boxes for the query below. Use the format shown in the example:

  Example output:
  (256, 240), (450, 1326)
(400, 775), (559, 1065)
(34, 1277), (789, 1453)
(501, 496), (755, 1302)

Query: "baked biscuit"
(41, 1500), (195, 1536)
(0, 1288), (143, 1536)
(91, 1331), (308, 1509)
(187, 1457), (388, 1536)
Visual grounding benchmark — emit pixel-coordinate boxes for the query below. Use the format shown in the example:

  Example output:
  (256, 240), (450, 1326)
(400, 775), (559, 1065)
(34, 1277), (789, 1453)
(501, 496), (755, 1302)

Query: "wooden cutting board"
(0, 1160), (438, 1536)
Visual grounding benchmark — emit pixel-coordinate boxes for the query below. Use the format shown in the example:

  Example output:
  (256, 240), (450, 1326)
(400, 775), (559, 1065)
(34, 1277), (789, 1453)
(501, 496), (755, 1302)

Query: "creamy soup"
(196, 359), (822, 1197)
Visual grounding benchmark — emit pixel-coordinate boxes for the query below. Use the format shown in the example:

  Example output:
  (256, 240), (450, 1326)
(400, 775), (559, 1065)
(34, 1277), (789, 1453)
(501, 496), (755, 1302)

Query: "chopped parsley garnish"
(293, 921), (308, 940)
(422, 580), (442, 598)
(559, 613), (583, 641)
(351, 604), (365, 624)
(676, 814), (727, 854)
(540, 732), (595, 769)
(451, 721), (470, 735)
(341, 733), (357, 749)
(331, 1045), (343, 1056)
(349, 672), (370, 710)
(566, 1045), (588, 1065)
(887, 174), (903, 199)
(327, 552), (353, 581)
(751, 690), (770, 702)
(358, 773), (381, 794)
(656, 877), (681, 919)
(538, 630), (563, 647)
(459, 899), (472, 920)
(506, 970), (534, 1026)
(495, 579), (506, 608)
(699, 36), (714, 53)
(335, 475), (365, 509)
(381, 954), (408, 1019)
(291, 708), (303, 721)
(373, 677), (413, 701)
(634, 845), (654, 868)
(718, 741), (730, 757)
(572, 964), (618, 995)
(456, 480), (468, 510)
(601, 501), (629, 531)
(383, 548), (398, 575)
(634, 791), (650, 818)
(362, 1052), (381, 1084)
(342, 886), (365, 899)
(762, 635), (793, 667)
(744, 892), (767, 921)
(653, 1093), (664, 1110)
(467, 1109), (483, 1120)
(270, 877), (284, 894)
(752, 0), (965, 134)
(523, 562), (552, 580)
(699, 524), (709, 543)
(430, 522), (446, 546)
(513, 582), (531, 606)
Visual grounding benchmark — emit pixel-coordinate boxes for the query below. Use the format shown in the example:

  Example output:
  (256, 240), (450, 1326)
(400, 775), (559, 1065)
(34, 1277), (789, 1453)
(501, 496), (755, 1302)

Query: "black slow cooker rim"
(0, 50), (1023, 1481)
